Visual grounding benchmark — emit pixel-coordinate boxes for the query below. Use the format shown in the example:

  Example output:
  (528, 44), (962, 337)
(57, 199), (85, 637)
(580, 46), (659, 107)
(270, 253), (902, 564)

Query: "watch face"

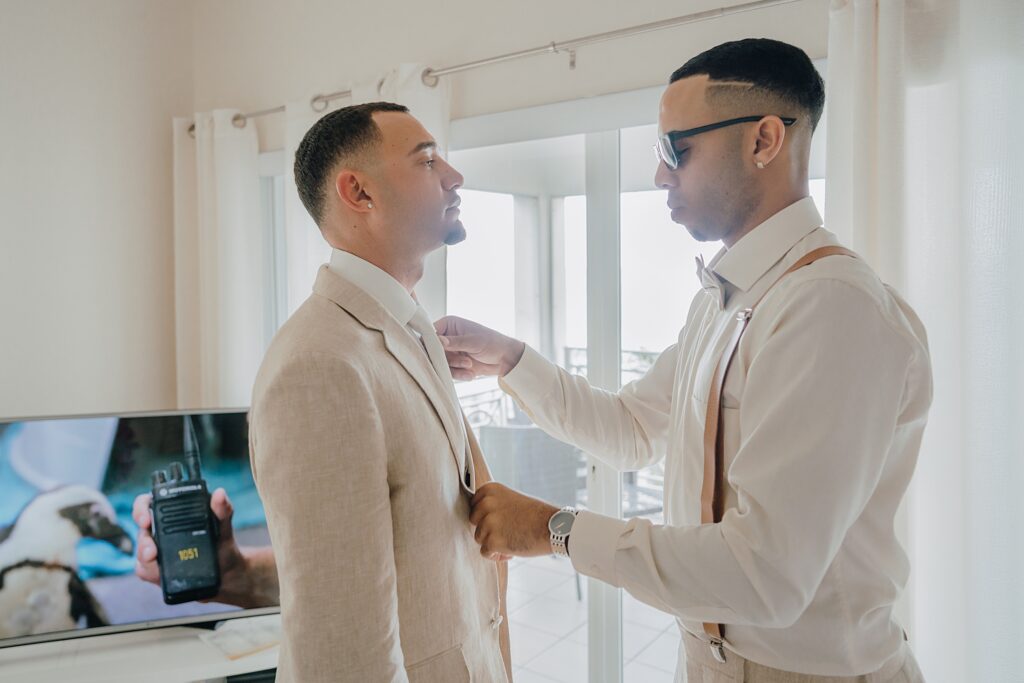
(549, 510), (575, 535)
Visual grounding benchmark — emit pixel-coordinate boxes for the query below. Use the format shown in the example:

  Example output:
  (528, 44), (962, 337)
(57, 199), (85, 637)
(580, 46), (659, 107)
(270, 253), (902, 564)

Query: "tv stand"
(0, 617), (278, 683)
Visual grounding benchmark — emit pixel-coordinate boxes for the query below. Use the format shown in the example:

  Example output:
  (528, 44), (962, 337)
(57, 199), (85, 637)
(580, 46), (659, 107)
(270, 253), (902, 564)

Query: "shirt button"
(490, 613), (504, 630)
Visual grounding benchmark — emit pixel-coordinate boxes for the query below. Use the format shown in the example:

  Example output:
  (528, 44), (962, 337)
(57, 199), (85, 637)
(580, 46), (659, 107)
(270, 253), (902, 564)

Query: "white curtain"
(172, 110), (265, 409)
(281, 64), (453, 319)
(283, 100), (331, 316)
(826, 1), (1024, 681)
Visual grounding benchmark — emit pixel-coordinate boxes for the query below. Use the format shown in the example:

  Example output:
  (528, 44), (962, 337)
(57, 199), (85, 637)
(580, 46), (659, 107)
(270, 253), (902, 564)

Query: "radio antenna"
(183, 415), (202, 481)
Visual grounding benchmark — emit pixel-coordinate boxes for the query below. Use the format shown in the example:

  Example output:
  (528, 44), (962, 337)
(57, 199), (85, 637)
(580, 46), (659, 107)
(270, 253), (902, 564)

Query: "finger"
(440, 334), (485, 355)
(473, 481), (504, 505)
(432, 316), (452, 336)
(451, 367), (477, 382)
(209, 488), (235, 542)
(135, 535), (160, 584)
(135, 559), (159, 583)
(471, 483), (495, 507)
(135, 514), (153, 551)
(132, 493), (153, 528)
(476, 481), (501, 497)
(468, 358), (502, 377)
(138, 536), (157, 563)
(444, 352), (472, 369)
(469, 506), (484, 527)
(480, 539), (504, 559)
(474, 522), (486, 544)
(433, 315), (465, 336)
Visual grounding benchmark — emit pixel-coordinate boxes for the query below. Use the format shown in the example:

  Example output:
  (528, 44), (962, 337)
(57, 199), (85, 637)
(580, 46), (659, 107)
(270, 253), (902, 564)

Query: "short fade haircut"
(670, 38), (825, 131)
(294, 101), (409, 225)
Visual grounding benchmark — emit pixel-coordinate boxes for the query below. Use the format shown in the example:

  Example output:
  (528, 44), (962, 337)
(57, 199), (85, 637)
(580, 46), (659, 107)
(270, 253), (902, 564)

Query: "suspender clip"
(709, 636), (727, 663)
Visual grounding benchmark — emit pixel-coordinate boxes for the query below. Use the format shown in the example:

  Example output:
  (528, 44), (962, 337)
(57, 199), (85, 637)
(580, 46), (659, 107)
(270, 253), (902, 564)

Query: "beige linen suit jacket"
(249, 266), (508, 683)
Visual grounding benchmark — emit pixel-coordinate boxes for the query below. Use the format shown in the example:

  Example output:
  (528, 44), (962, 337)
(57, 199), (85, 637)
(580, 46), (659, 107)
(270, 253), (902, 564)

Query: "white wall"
(0, 0), (826, 420)
(191, 0), (827, 150)
(0, 0), (193, 418)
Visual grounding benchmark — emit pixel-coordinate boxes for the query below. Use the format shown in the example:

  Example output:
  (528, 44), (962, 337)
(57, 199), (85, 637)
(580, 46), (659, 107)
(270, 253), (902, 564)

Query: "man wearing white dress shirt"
(439, 39), (931, 681)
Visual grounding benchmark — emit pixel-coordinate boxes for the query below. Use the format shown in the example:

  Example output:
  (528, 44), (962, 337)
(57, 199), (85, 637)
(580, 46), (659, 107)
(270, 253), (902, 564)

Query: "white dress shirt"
(499, 198), (933, 676)
(329, 249), (419, 333)
(328, 249), (472, 486)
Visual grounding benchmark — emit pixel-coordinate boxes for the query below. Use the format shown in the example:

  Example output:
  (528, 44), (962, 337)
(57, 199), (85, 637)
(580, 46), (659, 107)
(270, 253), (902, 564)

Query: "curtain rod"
(187, 0), (799, 137)
(421, 0), (800, 83)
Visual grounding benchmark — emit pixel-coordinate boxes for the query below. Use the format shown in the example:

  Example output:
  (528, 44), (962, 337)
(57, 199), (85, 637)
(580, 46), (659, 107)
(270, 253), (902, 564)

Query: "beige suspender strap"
(699, 245), (858, 652)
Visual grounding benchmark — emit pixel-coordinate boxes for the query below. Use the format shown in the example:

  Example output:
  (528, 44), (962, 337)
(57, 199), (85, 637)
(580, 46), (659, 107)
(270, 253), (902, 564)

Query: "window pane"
(446, 189), (516, 403)
(620, 189), (719, 369)
(448, 136), (590, 682)
(446, 189), (516, 336)
(809, 177), (826, 216)
(560, 194), (587, 374)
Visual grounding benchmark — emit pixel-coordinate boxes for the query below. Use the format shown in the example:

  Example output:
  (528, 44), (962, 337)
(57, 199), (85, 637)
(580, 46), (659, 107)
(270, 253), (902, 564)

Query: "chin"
(684, 220), (723, 243)
(443, 223), (467, 246)
(684, 225), (709, 242)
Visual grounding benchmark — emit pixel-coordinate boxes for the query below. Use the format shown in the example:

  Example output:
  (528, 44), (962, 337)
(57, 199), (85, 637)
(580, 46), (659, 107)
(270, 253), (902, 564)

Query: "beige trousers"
(679, 629), (925, 683)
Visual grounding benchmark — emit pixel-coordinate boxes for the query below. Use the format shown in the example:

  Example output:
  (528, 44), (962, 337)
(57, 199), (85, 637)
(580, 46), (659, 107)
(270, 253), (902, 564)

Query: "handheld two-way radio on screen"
(149, 416), (220, 604)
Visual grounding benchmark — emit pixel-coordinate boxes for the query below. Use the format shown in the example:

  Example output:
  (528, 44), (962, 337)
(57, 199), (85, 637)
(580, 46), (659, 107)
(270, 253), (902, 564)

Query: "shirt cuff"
(498, 344), (558, 407)
(568, 510), (630, 586)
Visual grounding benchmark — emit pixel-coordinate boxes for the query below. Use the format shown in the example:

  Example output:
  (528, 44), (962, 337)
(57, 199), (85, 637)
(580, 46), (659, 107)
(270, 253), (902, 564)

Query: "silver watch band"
(550, 506), (577, 558)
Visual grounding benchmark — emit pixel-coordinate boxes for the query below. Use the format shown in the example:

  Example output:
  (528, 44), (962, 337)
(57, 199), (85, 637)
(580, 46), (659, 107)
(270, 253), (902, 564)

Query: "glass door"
(448, 133), (595, 683)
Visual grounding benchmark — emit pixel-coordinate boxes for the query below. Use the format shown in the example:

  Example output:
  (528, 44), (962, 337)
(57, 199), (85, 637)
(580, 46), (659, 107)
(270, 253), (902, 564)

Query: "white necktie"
(696, 256), (725, 310)
(409, 306), (459, 400)
(408, 306), (473, 487)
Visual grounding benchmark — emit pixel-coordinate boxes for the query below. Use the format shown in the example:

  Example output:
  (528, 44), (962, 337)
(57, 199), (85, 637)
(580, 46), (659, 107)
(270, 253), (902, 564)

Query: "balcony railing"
(563, 347), (661, 385)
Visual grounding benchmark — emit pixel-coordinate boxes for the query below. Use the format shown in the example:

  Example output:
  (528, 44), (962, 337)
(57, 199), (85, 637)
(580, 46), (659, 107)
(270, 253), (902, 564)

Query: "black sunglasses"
(654, 115), (797, 170)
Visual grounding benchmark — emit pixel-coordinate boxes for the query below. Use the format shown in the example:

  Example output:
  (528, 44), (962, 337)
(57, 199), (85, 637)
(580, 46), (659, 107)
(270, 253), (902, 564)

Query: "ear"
(751, 115), (787, 169)
(333, 168), (374, 213)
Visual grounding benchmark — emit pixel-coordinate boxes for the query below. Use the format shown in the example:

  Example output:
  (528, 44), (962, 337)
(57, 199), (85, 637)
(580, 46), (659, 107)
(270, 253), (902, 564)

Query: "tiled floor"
(507, 556), (679, 683)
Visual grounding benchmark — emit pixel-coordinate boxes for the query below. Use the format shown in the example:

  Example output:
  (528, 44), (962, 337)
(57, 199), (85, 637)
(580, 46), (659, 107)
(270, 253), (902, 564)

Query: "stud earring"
(756, 161), (766, 169)
(367, 202), (374, 209)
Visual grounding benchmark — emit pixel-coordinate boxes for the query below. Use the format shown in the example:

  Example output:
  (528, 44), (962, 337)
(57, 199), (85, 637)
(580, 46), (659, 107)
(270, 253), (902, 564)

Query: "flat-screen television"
(0, 409), (277, 648)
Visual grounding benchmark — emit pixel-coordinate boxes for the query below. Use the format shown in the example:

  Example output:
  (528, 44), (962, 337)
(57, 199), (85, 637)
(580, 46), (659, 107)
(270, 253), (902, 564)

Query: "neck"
(381, 255), (425, 293)
(335, 244), (425, 293)
(722, 183), (807, 248)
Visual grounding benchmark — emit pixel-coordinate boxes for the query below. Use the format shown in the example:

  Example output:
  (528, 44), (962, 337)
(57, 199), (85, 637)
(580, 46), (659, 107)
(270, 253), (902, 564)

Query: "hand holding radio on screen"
(132, 487), (245, 604)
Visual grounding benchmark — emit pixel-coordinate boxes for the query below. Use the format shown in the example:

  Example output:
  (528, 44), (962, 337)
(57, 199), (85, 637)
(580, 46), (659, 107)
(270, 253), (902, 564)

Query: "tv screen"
(0, 409), (276, 648)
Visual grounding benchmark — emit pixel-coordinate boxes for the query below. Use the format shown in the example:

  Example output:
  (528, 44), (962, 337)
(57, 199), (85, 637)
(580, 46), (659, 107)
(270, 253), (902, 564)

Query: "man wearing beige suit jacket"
(252, 102), (511, 682)
(132, 103), (512, 682)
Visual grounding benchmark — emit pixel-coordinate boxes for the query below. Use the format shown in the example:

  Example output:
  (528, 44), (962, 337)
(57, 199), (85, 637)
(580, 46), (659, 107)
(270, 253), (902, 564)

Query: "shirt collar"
(708, 197), (823, 293)
(328, 249), (418, 326)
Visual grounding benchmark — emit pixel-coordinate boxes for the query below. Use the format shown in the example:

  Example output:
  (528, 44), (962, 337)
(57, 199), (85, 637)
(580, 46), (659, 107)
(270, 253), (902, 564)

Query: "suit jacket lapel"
(312, 266), (469, 488)
(380, 321), (468, 483)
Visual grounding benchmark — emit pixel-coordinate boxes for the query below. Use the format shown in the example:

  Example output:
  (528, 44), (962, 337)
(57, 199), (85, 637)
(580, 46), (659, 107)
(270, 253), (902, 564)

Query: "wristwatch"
(548, 507), (578, 558)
